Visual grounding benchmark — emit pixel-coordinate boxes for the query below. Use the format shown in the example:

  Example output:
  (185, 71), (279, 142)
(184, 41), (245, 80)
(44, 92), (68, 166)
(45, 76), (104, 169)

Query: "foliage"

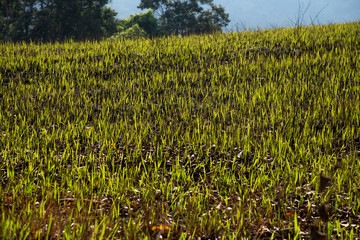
(121, 9), (159, 37)
(0, 0), (37, 42)
(138, 0), (230, 35)
(0, 21), (360, 239)
(0, 0), (119, 42)
(109, 23), (147, 40)
(100, 7), (122, 38)
(108, 9), (158, 40)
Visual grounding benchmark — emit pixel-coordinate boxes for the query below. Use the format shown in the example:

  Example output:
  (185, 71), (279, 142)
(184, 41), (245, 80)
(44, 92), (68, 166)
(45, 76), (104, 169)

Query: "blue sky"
(108, 0), (360, 30)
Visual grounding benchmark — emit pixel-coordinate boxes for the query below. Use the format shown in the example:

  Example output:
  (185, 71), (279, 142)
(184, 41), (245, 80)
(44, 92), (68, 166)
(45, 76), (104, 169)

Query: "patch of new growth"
(0, 21), (359, 239)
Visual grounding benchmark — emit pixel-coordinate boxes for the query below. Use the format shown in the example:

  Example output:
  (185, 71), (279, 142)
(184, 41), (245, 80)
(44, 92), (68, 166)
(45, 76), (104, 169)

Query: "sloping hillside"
(0, 21), (359, 239)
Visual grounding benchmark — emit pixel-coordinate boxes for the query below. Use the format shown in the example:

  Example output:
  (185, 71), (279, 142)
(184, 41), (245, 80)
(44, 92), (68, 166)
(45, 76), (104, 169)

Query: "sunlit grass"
(0, 21), (359, 239)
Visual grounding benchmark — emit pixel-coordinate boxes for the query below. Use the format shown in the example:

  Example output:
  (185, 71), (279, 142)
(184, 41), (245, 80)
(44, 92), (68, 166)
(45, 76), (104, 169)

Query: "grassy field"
(0, 21), (359, 239)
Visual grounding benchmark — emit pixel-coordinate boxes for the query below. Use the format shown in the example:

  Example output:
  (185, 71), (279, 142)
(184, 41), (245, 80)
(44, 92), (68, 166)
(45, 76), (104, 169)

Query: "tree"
(0, 0), (36, 41)
(109, 10), (157, 40)
(138, 0), (230, 36)
(31, 0), (117, 41)
(1, 0), (120, 42)
(120, 9), (158, 37)
(101, 7), (121, 38)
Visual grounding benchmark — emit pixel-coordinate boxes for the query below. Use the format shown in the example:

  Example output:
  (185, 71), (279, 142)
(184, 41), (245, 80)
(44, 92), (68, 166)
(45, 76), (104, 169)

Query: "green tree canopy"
(119, 9), (158, 37)
(109, 10), (158, 40)
(0, 0), (119, 42)
(109, 23), (147, 40)
(0, 0), (37, 41)
(138, 0), (230, 35)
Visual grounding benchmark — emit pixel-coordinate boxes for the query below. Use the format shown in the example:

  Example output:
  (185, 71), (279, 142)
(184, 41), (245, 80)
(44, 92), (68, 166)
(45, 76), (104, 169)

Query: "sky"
(107, 0), (360, 30)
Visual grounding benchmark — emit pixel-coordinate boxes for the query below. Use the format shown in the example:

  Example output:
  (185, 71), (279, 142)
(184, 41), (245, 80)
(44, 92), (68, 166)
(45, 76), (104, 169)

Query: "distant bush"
(109, 9), (158, 40)
(109, 23), (147, 40)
